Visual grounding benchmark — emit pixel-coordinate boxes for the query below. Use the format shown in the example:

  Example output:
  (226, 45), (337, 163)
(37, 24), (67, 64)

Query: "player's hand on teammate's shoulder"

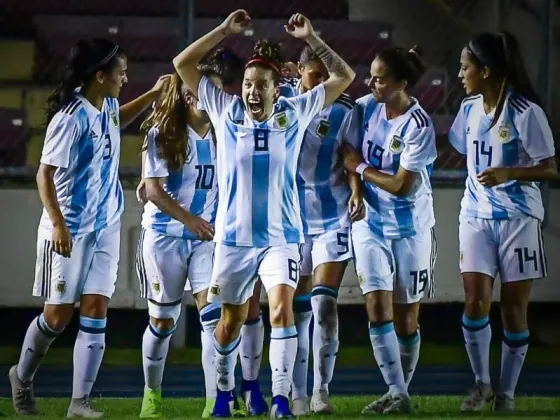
(341, 143), (364, 174)
(52, 223), (73, 258)
(219, 9), (251, 36)
(285, 13), (315, 39)
(185, 214), (215, 241)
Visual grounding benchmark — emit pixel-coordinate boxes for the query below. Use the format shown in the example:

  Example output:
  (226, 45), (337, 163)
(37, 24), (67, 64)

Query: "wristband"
(356, 162), (370, 180)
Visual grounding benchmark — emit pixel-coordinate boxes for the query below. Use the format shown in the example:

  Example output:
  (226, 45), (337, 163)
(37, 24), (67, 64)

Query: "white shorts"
(208, 243), (301, 305)
(352, 221), (436, 304)
(300, 226), (352, 277)
(136, 228), (214, 320)
(459, 216), (547, 282)
(33, 222), (121, 304)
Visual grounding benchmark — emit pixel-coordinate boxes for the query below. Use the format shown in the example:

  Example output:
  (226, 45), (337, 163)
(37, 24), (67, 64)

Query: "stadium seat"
(0, 40), (35, 81)
(0, 108), (29, 167)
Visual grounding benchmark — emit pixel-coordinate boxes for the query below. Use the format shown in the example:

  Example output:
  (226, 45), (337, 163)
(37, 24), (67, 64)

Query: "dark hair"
(46, 38), (125, 123)
(198, 47), (244, 88)
(299, 45), (320, 66)
(245, 40), (285, 85)
(466, 31), (542, 128)
(375, 45), (427, 90)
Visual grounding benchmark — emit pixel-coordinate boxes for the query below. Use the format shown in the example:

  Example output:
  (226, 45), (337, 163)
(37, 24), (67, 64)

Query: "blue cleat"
(212, 390), (247, 418)
(270, 395), (295, 419)
(241, 379), (268, 416)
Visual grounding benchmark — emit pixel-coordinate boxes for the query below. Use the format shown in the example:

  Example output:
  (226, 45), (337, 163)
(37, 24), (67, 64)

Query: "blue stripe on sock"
(368, 321), (394, 336)
(79, 316), (106, 334)
(462, 314), (489, 329)
(244, 312), (262, 326)
(37, 313), (61, 337)
(200, 302), (221, 323)
(271, 326), (298, 340)
(397, 329), (420, 346)
(149, 322), (176, 338)
(504, 330), (529, 341)
(294, 294), (312, 313)
(214, 335), (241, 355)
(311, 285), (338, 299)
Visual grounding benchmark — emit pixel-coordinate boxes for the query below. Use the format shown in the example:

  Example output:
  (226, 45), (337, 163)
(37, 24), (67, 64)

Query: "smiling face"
(96, 55), (128, 98)
(242, 65), (280, 122)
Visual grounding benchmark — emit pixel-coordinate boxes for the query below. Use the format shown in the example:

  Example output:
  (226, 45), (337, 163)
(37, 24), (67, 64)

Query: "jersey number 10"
(195, 165), (215, 190)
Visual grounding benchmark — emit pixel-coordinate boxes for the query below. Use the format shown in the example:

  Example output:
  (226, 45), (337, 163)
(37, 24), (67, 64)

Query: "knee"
(365, 292), (392, 323)
(80, 295), (109, 319)
(269, 299), (293, 327)
(501, 303), (528, 332)
(464, 295), (490, 318)
(43, 306), (73, 331)
(221, 309), (246, 339)
(394, 317), (418, 337)
(150, 317), (176, 333)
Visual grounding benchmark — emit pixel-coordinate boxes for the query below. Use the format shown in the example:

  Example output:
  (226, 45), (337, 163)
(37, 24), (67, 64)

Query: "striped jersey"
(39, 93), (124, 236)
(294, 81), (361, 234)
(141, 125), (218, 239)
(449, 92), (554, 221)
(357, 94), (437, 239)
(198, 76), (326, 247)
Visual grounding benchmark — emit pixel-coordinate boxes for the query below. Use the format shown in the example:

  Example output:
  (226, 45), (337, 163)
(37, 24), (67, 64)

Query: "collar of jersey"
(75, 93), (104, 118)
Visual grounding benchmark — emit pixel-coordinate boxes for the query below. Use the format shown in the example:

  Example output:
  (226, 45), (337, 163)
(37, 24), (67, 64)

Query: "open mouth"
(248, 97), (263, 118)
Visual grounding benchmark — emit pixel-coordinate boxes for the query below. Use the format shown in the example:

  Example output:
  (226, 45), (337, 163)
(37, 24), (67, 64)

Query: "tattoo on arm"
(314, 45), (347, 77)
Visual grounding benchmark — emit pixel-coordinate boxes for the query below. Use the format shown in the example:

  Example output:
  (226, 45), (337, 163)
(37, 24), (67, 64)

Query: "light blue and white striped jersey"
(39, 93), (124, 236)
(141, 125), (218, 239)
(357, 94), (437, 239)
(198, 76), (325, 247)
(449, 92), (554, 221)
(294, 81), (361, 234)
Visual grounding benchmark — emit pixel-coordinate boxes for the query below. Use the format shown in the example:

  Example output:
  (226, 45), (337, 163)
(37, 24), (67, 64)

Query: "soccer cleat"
(202, 397), (216, 418)
(310, 390), (335, 414)
(212, 390), (246, 418)
(382, 393), (412, 414)
(269, 395), (294, 419)
(139, 387), (163, 418)
(291, 397), (310, 416)
(493, 394), (515, 412)
(241, 379), (268, 416)
(460, 381), (494, 412)
(361, 392), (392, 414)
(67, 395), (103, 418)
(9, 365), (38, 415)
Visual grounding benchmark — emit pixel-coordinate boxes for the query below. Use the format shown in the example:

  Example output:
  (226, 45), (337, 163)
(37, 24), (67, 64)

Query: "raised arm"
(285, 14), (355, 108)
(173, 9), (251, 97)
(119, 75), (171, 129)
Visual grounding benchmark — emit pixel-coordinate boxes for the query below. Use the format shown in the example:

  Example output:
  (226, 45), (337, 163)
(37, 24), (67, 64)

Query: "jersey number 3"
(102, 134), (112, 160)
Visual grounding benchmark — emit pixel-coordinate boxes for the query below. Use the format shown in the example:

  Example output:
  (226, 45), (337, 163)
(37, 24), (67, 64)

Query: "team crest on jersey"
(151, 282), (160, 293)
(55, 281), (66, 294)
(316, 120), (331, 137)
(274, 112), (289, 129)
(498, 125), (510, 143)
(110, 111), (119, 128)
(389, 135), (404, 153)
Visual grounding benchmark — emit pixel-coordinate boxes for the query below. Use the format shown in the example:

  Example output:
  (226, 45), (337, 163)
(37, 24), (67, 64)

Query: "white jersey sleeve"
(40, 113), (81, 168)
(400, 125), (437, 173)
(341, 104), (361, 148)
(144, 126), (169, 179)
(285, 84), (326, 129)
(197, 76), (235, 126)
(518, 103), (555, 161)
(448, 96), (478, 155)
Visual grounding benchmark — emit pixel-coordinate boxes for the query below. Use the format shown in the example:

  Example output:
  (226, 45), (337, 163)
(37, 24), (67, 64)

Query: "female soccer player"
(173, 10), (355, 418)
(343, 46), (437, 415)
(449, 32), (556, 412)
(289, 46), (364, 416)
(8, 38), (168, 417)
(136, 73), (219, 418)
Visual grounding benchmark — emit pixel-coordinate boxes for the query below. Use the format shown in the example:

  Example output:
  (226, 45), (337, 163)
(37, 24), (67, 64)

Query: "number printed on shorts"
(514, 247), (538, 274)
(410, 269), (428, 295)
(337, 232), (349, 256)
(288, 259), (298, 283)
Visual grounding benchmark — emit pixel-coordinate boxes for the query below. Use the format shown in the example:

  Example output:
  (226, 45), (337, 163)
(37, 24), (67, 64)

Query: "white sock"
(214, 333), (241, 392)
(200, 303), (221, 399)
(369, 321), (407, 396)
(240, 313), (264, 382)
(499, 330), (529, 399)
(462, 314), (491, 384)
(270, 326), (298, 398)
(72, 316), (107, 399)
(17, 313), (62, 382)
(142, 321), (175, 390)
(292, 295), (312, 400)
(398, 329), (421, 388)
(311, 286), (339, 393)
